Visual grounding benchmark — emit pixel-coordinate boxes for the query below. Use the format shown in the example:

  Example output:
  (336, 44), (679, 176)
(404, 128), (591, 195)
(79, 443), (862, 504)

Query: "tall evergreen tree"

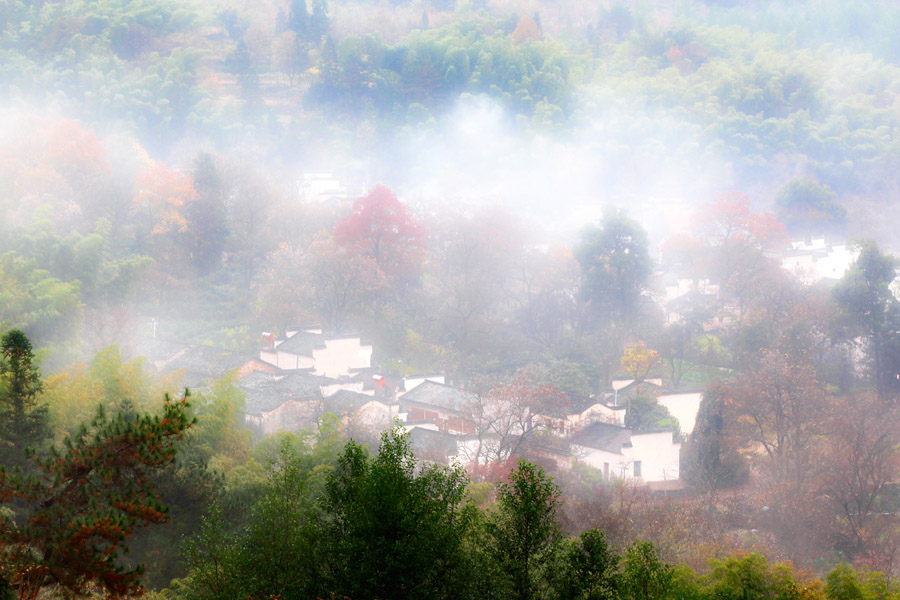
(188, 153), (229, 276)
(0, 330), (48, 470)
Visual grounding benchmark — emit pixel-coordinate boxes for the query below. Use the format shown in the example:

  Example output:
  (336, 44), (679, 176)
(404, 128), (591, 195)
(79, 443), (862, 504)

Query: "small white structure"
(260, 328), (372, 378)
(571, 422), (681, 483)
(563, 396), (626, 429)
(298, 173), (348, 204)
(657, 391), (703, 436)
(779, 238), (857, 284)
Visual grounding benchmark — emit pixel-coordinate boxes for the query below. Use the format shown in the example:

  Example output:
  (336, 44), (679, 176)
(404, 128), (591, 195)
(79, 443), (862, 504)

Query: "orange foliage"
(132, 160), (197, 235)
(512, 14), (541, 43)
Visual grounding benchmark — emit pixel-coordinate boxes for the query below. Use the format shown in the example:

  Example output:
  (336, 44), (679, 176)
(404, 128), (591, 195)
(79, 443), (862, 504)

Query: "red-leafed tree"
(334, 184), (426, 280)
(0, 394), (194, 600)
(694, 191), (788, 251)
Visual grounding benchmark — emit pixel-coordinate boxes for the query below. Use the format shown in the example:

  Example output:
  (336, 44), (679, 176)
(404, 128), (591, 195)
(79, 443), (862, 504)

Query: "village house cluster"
(134, 325), (701, 487)
(131, 236), (860, 488)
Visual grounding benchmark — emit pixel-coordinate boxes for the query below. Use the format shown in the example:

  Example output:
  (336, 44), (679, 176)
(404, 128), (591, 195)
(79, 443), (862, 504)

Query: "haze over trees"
(5, 0), (900, 597)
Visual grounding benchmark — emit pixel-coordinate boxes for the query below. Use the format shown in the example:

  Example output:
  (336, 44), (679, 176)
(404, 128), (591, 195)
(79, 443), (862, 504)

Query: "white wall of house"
(624, 431), (681, 482)
(274, 351), (315, 371)
(312, 337), (373, 377)
(572, 445), (629, 481)
(570, 403), (625, 427)
(573, 430), (680, 483)
(657, 392), (703, 435)
(356, 400), (399, 429)
(781, 241), (856, 284)
(261, 335), (373, 376)
(664, 279), (720, 303)
(254, 400), (320, 436)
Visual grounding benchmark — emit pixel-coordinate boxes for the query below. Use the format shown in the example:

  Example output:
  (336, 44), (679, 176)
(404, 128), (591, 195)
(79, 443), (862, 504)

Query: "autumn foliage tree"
(723, 349), (824, 476)
(334, 184), (426, 281)
(0, 394), (194, 600)
(131, 160), (198, 267)
(815, 393), (900, 555)
(621, 342), (659, 383)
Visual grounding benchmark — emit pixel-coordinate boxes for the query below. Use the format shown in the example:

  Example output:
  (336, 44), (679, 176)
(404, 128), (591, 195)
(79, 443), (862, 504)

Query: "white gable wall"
(577, 403), (625, 426)
(573, 430), (680, 484)
(657, 392), (703, 435)
(356, 400), (399, 429)
(274, 351), (315, 371)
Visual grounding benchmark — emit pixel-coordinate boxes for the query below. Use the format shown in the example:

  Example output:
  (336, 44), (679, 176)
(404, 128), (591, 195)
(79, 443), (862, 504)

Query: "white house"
(779, 237), (857, 284)
(570, 421), (681, 484)
(260, 328), (372, 377)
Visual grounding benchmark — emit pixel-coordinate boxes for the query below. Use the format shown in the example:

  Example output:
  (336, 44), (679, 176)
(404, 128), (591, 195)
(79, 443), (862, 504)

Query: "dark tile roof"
(570, 422), (633, 454)
(408, 427), (459, 461)
(323, 389), (374, 414)
(163, 345), (255, 378)
(275, 330), (326, 356)
(238, 371), (327, 416)
(398, 380), (478, 413)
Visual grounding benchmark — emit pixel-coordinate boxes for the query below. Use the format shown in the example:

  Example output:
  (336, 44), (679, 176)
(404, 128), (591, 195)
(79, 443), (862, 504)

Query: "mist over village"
(3, 1), (900, 599)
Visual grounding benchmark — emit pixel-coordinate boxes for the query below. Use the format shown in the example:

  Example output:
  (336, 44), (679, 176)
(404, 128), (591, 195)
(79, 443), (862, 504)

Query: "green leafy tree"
(239, 441), (323, 600)
(0, 330), (49, 471)
(177, 502), (242, 600)
(546, 529), (619, 600)
(0, 394), (194, 600)
(705, 554), (795, 600)
(825, 563), (866, 600)
(489, 460), (563, 600)
(832, 240), (900, 399)
(322, 427), (472, 600)
(681, 384), (748, 493)
(625, 394), (681, 438)
(576, 209), (653, 337)
(775, 178), (847, 236)
(620, 540), (673, 600)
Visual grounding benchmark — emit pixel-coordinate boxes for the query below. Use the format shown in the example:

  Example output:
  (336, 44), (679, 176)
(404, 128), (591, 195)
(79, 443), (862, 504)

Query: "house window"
(603, 462), (610, 481)
(633, 461), (642, 478)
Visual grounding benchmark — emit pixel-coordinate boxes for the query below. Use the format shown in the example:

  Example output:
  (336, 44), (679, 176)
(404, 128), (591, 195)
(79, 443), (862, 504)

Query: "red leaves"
(334, 184), (427, 280)
(694, 191), (788, 251)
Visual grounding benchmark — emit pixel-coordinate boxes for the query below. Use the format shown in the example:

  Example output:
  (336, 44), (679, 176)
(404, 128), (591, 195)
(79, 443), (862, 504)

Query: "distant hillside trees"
(776, 178), (847, 236)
